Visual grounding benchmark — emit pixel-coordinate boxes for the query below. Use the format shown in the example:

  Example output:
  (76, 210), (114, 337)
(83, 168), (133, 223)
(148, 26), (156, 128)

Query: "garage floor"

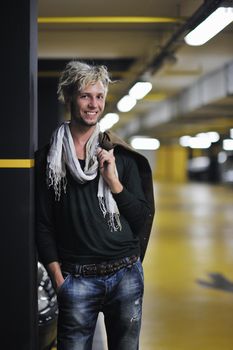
(52, 181), (233, 350)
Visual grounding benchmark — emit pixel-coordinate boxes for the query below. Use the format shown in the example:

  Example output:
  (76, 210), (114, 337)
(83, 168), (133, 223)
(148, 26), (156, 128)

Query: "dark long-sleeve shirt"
(36, 146), (151, 265)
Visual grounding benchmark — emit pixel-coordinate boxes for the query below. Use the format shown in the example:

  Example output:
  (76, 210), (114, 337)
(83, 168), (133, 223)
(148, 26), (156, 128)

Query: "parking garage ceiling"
(38, 0), (233, 143)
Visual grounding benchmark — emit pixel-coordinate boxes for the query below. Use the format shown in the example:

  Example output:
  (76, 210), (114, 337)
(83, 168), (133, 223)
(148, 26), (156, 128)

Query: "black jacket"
(99, 131), (155, 261)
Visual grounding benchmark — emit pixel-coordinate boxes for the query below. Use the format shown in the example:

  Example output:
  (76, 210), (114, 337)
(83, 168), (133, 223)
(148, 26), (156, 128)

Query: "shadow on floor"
(196, 272), (233, 293)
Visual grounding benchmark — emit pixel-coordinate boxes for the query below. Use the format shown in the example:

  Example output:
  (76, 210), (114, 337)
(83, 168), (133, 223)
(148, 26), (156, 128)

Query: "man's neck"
(69, 121), (96, 159)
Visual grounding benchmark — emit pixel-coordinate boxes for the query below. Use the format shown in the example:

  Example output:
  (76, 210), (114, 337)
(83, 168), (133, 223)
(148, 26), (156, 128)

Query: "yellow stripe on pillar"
(0, 159), (35, 168)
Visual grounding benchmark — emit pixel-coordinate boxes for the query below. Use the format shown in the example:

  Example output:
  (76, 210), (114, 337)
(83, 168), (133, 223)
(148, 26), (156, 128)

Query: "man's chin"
(72, 115), (101, 128)
(86, 120), (98, 126)
(80, 119), (98, 127)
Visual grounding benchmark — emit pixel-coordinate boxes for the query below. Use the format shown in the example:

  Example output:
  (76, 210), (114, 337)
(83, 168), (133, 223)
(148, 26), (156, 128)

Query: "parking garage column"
(0, 0), (38, 349)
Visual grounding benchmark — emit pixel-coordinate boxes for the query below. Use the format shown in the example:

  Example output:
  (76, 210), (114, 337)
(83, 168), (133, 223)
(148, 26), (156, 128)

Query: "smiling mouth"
(85, 111), (97, 115)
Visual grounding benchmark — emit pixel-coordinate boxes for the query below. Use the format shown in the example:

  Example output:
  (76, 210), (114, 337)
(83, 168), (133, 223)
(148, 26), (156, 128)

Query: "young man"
(36, 61), (154, 350)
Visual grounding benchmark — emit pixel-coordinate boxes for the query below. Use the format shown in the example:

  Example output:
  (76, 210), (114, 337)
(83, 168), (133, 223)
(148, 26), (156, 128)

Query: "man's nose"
(88, 97), (98, 108)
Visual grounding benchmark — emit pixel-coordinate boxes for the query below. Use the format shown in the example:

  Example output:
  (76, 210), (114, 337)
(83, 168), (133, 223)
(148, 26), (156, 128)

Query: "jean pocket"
(134, 259), (144, 285)
(57, 272), (71, 296)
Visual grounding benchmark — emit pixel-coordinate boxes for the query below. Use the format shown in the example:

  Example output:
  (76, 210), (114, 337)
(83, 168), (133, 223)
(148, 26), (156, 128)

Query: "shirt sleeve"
(113, 152), (151, 234)
(35, 148), (59, 265)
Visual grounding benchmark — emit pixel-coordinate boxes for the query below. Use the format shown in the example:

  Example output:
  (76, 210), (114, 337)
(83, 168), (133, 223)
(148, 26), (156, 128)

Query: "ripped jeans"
(57, 259), (144, 350)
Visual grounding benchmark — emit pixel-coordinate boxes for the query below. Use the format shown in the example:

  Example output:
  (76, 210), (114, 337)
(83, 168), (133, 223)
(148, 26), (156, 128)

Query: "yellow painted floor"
(141, 181), (233, 350)
(52, 181), (233, 350)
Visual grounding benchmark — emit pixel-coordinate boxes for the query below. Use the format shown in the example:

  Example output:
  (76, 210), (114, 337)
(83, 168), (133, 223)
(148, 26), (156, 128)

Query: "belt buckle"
(82, 264), (97, 276)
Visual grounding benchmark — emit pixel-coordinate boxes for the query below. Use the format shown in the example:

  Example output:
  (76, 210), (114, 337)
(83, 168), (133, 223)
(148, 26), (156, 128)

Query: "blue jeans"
(57, 259), (144, 350)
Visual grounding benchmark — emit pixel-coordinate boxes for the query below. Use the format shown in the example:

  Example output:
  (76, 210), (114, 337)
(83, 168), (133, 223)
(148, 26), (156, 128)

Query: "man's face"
(71, 81), (106, 127)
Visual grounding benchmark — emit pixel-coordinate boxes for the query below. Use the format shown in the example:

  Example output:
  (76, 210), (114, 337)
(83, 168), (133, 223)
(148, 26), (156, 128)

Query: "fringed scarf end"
(108, 213), (122, 232)
(98, 196), (122, 232)
(46, 167), (67, 201)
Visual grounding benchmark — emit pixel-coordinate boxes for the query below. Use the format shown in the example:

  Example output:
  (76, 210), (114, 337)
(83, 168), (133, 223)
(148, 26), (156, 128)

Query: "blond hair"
(57, 60), (112, 105)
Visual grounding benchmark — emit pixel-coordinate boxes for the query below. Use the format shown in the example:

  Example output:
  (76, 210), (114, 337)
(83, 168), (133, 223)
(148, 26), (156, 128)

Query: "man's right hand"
(47, 261), (64, 292)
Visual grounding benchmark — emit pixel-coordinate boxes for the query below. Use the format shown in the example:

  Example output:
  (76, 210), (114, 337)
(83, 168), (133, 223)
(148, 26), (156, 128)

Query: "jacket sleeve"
(35, 146), (59, 265)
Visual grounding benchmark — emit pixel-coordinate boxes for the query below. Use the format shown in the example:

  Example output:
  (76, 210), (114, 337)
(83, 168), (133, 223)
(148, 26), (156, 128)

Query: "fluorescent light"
(189, 136), (211, 149)
(230, 128), (233, 138)
(180, 132), (219, 148)
(117, 95), (136, 112)
(189, 137), (211, 149)
(129, 82), (152, 100)
(184, 7), (233, 46)
(99, 113), (119, 132)
(179, 135), (191, 147)
(117, 82), (152, 113)
(196, 132), (217, 144)
(130, 137), (160, 150)
(180, 134), (211, 149)
(223, 139), (233, 151)
(206, 131), (220, 143)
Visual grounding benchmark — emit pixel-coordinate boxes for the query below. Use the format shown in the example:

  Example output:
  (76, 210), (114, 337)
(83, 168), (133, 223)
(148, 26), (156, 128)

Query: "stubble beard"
(70, 99), (104, 129)
(72, 112), (102, 129)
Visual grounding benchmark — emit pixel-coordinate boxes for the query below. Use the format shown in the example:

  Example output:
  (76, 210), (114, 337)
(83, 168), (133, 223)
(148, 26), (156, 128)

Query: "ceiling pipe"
(147, 0), (226, 75)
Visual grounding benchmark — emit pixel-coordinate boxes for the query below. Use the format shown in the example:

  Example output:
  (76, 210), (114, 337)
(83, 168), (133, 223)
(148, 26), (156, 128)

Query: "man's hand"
(47, 261), (64, 293)
(97, 148), (123, 194)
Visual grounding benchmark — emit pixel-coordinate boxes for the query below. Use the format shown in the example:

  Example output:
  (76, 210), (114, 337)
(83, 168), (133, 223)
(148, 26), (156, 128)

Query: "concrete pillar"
(0, 0), (38, 349)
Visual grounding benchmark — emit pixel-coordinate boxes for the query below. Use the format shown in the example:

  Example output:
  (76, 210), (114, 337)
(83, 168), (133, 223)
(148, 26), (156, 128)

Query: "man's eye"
(97, 95), (104, 100)
(80, 94), (88, 99)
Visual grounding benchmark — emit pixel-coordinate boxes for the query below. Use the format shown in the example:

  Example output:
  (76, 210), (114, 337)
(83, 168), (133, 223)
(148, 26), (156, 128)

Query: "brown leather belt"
(61, 255), (138, 277)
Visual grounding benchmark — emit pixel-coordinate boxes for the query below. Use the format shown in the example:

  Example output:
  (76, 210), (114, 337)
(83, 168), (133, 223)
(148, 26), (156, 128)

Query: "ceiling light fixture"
(129, 82), (152, 100)
(184, 7), (233, 46)
(179, 135), (191, 147)
(189, 136), (211, 149)
(99, 113), (119, 132)
(206, 131), (220, 143)
(179, 132), (220, 148)
(117, 95), (136, 112)
(130, 137), (160, 150)
(223, 139), (233, 151)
